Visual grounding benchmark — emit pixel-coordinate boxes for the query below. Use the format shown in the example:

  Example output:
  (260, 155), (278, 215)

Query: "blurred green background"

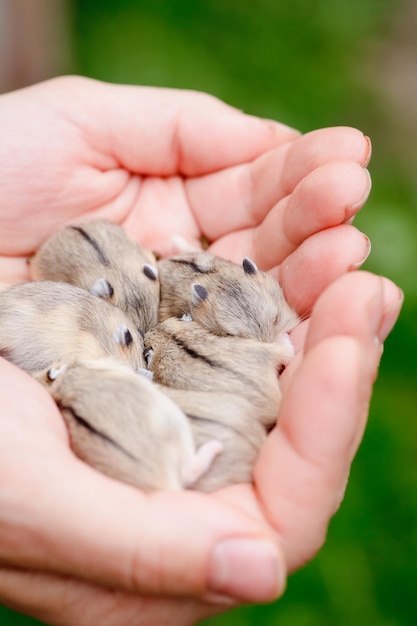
(1, 0), (416, 624)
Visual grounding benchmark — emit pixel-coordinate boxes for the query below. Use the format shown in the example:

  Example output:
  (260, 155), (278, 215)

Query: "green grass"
(3, 1), (416, 624)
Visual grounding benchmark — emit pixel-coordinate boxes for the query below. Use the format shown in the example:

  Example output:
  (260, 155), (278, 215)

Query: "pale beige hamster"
(157, 251), (299, 342)
(0, 281), (146, 374)
(160, 386), (267, 492)
(35, 358), (223, 491)
(144, 317), (294, 429)
(30, 219), (160, 333)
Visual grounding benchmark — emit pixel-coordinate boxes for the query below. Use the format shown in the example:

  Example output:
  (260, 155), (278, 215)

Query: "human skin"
(0, 77), (403, 625)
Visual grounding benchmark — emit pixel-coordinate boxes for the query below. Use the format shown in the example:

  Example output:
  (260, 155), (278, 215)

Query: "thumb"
(0, 360), (285, 604)
(1, 458), (286, 604)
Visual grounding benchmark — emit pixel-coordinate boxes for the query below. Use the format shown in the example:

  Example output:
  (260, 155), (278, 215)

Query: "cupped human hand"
(0, 273), (402, 626)
(0, 75), (371, 289)
(0, 76), (401, 626)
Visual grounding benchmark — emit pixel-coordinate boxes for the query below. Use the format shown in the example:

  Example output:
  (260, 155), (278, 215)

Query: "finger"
(0, 359), (285, 604)
(0, 466), (285, 603)
(207, 159), (371, 264)
(304, 270), (404, 349)
(185, 127), (371, 240)
(285, 270), (403, 384)
(254, 273), (403, 571)
(0, 256), (30, 287)
(283, 126), (371, 189)
(0, 567), (213, 626)
(0, 452), (285, 605)
(284, 271), (403, 394)
(42, 76), (299, 177)
(276, 224), (371, 315)
(252, 162), (371, 268)
(258, 336), (381, 570)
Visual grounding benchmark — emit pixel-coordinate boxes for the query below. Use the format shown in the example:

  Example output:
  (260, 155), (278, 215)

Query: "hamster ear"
(47, 363), (68, 381)
(242, 257), (258, 275)
(191, 283), (208, 305)
(143, 263), (159, 281)
(91, 278), (114, 298)
(113, 325), (133, 347)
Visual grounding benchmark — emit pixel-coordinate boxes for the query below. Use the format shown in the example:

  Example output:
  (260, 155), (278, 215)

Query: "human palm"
(0, 77), (402, 626)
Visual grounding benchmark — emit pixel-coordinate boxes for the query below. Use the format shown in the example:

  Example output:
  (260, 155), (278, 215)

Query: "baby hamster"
(0, 281), (146, 374)
(30, 219), (160, 333)
(36, 358), (223, 491)
(160, 386), (267, 492)
(144, 317), (294, 429)
(157, 251), (299, 342)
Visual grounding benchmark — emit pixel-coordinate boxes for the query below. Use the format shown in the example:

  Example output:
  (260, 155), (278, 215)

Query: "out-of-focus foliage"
(1, 1), (416, 624)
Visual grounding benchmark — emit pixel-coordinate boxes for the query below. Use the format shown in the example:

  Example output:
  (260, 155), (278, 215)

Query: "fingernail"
(362, 135), (372, 167)
(207, 538), (285, 603)
(349, 234), (371, 269)
(367, 279), (403, 344)
(350, 168), (372, 211)
(377, 286), (404, 342)
(263, 118), (301, 137)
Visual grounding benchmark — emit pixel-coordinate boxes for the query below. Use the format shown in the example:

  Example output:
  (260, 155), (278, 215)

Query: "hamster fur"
(157, 251), (299, 342)
(0, 281), (146, 374)
(35, 358), (223, 491)
(159, 386), (267, 492)
(144, 317), (294, 429)
(30, 219), (160, 334)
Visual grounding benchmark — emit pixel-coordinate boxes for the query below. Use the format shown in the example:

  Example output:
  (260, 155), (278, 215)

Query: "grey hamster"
(160, 387), (267, 492)
(30, 219), (160, 333)
(35, 358), (223, 491)
(144, 317), (294, 429)
(157, 251), (299, 342)
(0, 281), (146, 374)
